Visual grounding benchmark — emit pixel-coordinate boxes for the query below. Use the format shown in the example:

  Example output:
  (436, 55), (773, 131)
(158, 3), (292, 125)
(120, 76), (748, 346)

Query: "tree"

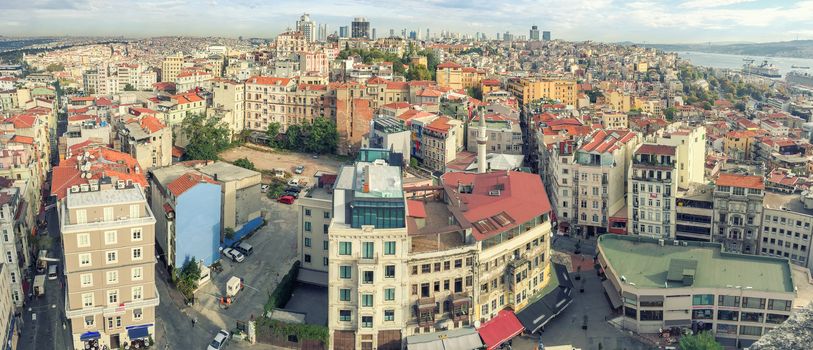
(123, 83), (136, 91)
(406, 64), (432, 81)
(284, 124), (304, 150)
(266, 122), (281, 147)
(45, 63), (64, 72)
(734, 101), (746, 112)
(180, 113), (232, 160)
(678, 332), (723, 350)
(233, 157), (255, 171)
(224, 227), (235, 241)
(175, 258), (202, 301)
(304, 117), (338, 154)
(466, 86), (483, 100)
(664, 107), (677, 121)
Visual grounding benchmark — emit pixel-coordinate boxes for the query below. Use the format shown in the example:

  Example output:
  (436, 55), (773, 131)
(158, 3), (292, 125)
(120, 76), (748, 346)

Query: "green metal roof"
(598, 235), (794, 293)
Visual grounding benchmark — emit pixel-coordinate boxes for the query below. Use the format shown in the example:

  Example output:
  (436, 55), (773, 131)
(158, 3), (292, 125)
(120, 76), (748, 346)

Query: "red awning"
(477, 309), (525, 350)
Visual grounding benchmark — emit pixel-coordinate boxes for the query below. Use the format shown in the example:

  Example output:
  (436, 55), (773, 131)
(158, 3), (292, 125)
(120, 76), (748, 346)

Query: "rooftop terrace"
(598, 235), (794, 293)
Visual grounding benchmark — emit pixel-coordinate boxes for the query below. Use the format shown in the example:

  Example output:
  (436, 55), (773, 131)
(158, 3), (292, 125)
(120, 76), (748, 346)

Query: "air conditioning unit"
(488, 190), (501, 196)
(80, 184), (89, 192)
(117, 181), (125, 189)
(90, 185), (99, 191)
(673, 240), (680, 246)
(70, 186), (80, 193)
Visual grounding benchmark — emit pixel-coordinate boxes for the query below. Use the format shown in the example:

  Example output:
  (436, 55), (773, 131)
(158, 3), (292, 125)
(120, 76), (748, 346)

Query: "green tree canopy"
(181, 113), (232, 160)
(123, 83), (136, 91)
(233, 157), (255, 171)
(45, 63), (64, 72)
(678, 331), (723, 350)
(406, 64), (432, 81)
(266, 122), (281, 147)
(304, 116), (339, 154)
(664, 107), (677, 121)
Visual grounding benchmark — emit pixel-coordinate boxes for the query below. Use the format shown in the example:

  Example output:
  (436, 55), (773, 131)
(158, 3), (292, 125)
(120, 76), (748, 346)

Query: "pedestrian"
(192, 318), (197, 327)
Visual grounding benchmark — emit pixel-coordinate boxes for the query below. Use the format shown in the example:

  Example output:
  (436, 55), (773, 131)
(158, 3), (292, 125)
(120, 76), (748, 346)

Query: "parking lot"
(192, 195), (300, 333)
(220, 145), (346, 183)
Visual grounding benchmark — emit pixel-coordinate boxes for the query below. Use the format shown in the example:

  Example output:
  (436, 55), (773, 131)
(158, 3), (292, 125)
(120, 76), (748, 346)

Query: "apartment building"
(244, 76), (297, 132)
(0, 263), (17, 350)
(675, 184), (714, 242)
(210, 79), (246, 138)
(598, 234), (795, 348)
(331, 82), (374, 155)
(712, 173), (765, 255)
(328, 151), (562, 349)
(628, 144), (677, 239)
(414, 116), (463, 172)
(362, 116), (411, 163)
(435, 62), (484, 90)
(760, 191), (813, 269)
(175, 69), (213, 93)
(275, 31), (310, 58)
(160, 93), (205, 127)
(573, 130), (639, 236)
(197, 161), (263, 244)
(0, 185), (26, 307)
(506, 77), (578, 106)
(161, 53), (187, 82)
(600, 112), (628, 129)
(117, 115), (173, 170)
(297, 172), (336, 276)
(653, 123), (706, 189)
(466, 113), (523, 155)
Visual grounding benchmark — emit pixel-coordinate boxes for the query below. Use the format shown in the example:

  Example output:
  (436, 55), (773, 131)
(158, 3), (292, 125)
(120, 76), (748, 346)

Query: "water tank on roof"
(100, 121), (108, 127)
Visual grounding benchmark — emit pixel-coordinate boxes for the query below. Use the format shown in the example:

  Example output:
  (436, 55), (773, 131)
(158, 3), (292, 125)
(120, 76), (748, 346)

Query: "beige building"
(161, 53), (187, 83)
(244, 76), (297, 132)
(416, 116), (464, 172)
(600, 112), (628, 129)
(653, 123), (706, 189)
(506, 77), (578, 106)
(210, 79), (246, 139)
(297, 172), (335, 275)
(0, 263), (17, 350)
(599, 234), (795, 348)
(60, 184), (158, 350)
(328, 153), (561, 350)
(466, 114), (523, 155)
(197, 161), (263, 236)
(118, 116), (172, 170)
(761, 191), (813, 269)
(712, 173), (765, 255)
(628, 144), (678, 239)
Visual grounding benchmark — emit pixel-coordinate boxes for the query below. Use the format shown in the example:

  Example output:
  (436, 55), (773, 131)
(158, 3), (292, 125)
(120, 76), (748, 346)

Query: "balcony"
(357, 255), (378, 265)
(416, 297), (436, 327)
(449, 293), (471, 322)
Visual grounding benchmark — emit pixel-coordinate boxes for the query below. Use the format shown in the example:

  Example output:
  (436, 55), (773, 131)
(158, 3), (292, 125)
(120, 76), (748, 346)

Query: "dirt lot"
(220, 145), (347, 183)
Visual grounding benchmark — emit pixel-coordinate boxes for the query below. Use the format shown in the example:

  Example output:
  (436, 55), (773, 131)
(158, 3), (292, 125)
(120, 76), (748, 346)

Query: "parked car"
(285, 186), (301, 193)
(47, 265), (58, 280)
(277, 195), (295, 205)
(207, 330), (230, 350)
(233, 242), (254, 256)
(294, 165), (305, 174)
(222, 248), (245, 263)
(287, 178), (301, 187)
(261, 184), (270, 193)
(283, 190), (299, 199)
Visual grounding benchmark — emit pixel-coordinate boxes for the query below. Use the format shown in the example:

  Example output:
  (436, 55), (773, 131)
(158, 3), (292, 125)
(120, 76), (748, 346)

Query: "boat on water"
(792, 65), (811, 69)
(743, 60), (781, 78)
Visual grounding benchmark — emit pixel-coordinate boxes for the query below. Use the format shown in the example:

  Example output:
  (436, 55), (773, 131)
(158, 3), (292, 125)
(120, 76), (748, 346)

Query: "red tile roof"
(51, 146), (147, 200)
(139, 116), (165, 133)
(406, 200), (427, 218)
(4, 114), (36, 129)
(68, 114), (94, 122)
(167, 172), (218, 197)
(715, 173), (764, 190)
(441, 171), (552, 241)
(416, 88), (442, 97)
(9, 135), (34, 145)
(246, 76), (292, 86)
(171, 93), (203, 104)
(579, 130), (636, 154)
(481, 79), (500, 86)
(425, 116), (453, 132)
(382, 102), (411, 109)
(385, 81), (408, 90)
(437, 61), (463, 69)
(171, 146), (185, 158)
(636, 144), (676, 156)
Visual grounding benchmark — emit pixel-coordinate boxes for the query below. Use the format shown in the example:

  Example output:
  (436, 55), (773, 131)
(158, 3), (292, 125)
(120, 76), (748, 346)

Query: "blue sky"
(1, 0), (812, 43)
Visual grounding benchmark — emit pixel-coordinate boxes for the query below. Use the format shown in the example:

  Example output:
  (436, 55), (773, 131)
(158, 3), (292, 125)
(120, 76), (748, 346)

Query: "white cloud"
(680, 0), (757, 9)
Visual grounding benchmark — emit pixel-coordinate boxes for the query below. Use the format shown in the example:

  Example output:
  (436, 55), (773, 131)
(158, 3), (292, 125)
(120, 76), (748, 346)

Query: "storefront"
(79, 331), (102, 350)
(126, 324), (153, 348)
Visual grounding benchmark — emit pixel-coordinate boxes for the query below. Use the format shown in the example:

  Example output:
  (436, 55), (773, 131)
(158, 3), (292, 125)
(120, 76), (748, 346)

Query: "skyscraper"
(543, 31), (551, 41)
(351, 17), (370, 38)
(339, 26), (349, 38)
(389, 29), (395, 38)
(296, 13), (316, 42)
(317, 23), (328, 42)
(530, 25), (540, 41)
(426, 28), (430, 40)
(371, 28), (376, 40)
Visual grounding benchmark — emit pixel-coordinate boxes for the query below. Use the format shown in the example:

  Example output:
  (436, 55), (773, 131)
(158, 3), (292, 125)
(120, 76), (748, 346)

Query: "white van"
(47, 265), (57, 280)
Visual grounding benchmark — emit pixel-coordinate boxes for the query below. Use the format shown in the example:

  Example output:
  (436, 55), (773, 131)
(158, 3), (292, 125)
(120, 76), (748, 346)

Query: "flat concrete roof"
(764, 191), (813, 217)
(66, 186), (146, 208)
(198, 161), (260, 182)
(599, 235), (794, 293)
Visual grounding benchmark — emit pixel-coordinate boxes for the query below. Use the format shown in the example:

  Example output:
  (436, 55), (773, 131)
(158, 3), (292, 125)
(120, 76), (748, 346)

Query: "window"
(339, 310), (351, 322)
(107, 290), (119, 304)
(742, 297), (765, 309)
(384, 241), (396, 255)
(741, 312), (764, 323)
(129, 204), (139, 219)
(718, 310), (739, 321)
(324, 211), (330, 219)
(4, 252), (9, 263)
(106, 271), (118, 284)
(385, 288), (395, 301)
(305, 209), (311, 216)
(454, 259), (462, 268)
(361, 294), (373, 307)
(692, 294), (714, 306)
(81, 274), (93, 287)
(106, 250), (118, 264)
(768, 299), (791, 312)
(718, 295), (740, 307)
(104, 207), (114, 221)
(304, 238), (311, 247)
(84, 315), (94, 327)
(639, 310), (663, 321)
(739, 325), (762, 336)
(361, 316), (373, 328)
(384, 310), (394, 321)
(339, 242), (352, 255)
(104, 231), (119, 245)
(323, 241), (328, 250)
(76, 209), (87, 224)
(339, 288), (351, 301)
(133, 308), (143, 321)
(132, 267), (143, 281)
(132, 286), (143, 301)
(132, 247), (143, 260)
(323, 224), (329, 234)
(362, 271), (374, 284)
(339, 266), (352, 279)
(385, 265), (395, 278)
(362, 242), (374, 259)
(692, 309), (713, 320)
(131, 228), (142, 241)
(304, 221), (311, 232)
(82, 293), (94, 307)
(79, 253), (92, 267)
(304, 254), (311, 263)
(77, 233), (90, 248)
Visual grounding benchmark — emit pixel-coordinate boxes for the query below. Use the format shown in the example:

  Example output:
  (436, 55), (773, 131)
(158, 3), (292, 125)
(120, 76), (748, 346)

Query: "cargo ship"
(791, 65), (810, 69)
(787, 71), (813, 88)
(744, 60), (781, 78)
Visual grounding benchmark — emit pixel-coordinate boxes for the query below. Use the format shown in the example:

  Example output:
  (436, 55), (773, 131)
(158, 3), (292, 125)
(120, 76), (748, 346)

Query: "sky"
(1, 0), (813, 43)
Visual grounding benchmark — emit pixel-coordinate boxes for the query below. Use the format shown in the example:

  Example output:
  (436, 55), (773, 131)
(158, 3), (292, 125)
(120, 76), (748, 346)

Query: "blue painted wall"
(174, 183), (222, 267)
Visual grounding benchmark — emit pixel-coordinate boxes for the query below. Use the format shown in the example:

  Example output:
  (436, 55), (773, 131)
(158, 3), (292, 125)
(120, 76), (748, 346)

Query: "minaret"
(476, 108), (488, 173)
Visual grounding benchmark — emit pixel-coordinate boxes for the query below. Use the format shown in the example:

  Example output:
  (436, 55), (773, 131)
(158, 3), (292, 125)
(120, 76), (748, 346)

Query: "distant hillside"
(642, 40), (813, 59)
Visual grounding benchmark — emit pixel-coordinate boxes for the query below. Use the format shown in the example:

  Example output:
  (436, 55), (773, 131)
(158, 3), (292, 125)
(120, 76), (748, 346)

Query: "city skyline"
(1, 0), (812, 43)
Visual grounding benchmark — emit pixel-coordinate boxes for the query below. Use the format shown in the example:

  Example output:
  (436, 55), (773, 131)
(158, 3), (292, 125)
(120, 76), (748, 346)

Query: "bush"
(264, 260), (301, 313)
(267, 320), (329, 346)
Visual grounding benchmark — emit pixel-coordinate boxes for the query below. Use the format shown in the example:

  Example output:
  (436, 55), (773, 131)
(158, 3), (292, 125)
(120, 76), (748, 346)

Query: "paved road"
(154, 198), (298, 349)
(18, 199), (72, 350)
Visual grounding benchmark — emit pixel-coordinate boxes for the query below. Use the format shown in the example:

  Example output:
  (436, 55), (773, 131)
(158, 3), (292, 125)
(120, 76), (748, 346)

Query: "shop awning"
(477, 309), (524, 350)
(80, 331), (101, 341)
(602, 279), (622, 309)
(127, 326), (150, 340)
